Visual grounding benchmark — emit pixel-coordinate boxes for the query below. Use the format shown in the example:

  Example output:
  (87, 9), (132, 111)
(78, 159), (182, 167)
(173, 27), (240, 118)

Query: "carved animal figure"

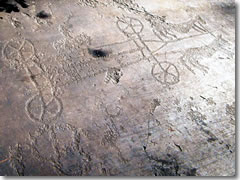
(146, 14), (207, 41)
(180, 35), (231, 74)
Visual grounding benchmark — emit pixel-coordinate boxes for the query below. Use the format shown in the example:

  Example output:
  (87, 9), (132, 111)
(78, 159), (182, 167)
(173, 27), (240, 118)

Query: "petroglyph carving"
(9, 144), (25, 176)
(150, 155), (197, 176)
(172, 16), (207, 34)
(77, 0), (100, 8)
(117, 17), (144, 36)
(143, 145), (198, 176)
(8, 123), (93, 175)
(116, 16), (180, 86)
(104, 104), (122, 118)
(28, 123), (82, 163)
(180, 35), (229, 74)
(187, 108), (219, 143)
(98, 102), (122, 146)
(101, 126), (119, 146)
(25, 94), (62, 124)
(0, 0), (235, 176)
(151, 62), (180, 86)
(25, 95), (44, 122)
(55, 146), (92, 175)
(188, 110), (207, 127)
(2, 38), (63, 124)
(52, 24), (116, 87)
(49, 16), (191, 89)
(104, 67), (123, 84)
(9, 17), (24, 29)
(149, 98), (161, 115)
(37, 54), (107, 89)
(53, 32), (91, 58)
(2, 38), (35, 71)
(112, 0), (144, 15)
(146, 14), (207, 41)
(25, 64), (63, 124)
(226, 102), (235, 117)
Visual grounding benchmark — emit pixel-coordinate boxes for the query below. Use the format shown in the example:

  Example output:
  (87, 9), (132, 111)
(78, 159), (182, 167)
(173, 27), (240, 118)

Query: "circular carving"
(2, 38), (35, 69)
(117, 17), (143, 35)
(151, 61), (180, 86)
(26, 94), (62, 124)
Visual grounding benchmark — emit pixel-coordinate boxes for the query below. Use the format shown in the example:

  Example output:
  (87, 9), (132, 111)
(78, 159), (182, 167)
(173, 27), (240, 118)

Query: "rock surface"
(0, 0), (235, 176)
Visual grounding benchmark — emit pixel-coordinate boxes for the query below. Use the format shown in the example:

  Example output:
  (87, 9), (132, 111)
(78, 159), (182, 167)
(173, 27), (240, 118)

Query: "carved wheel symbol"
(117, 17), (143, 35)
(26, 94), (62, 123)
(151, 61), (180, 86)
(3, 39), (35, 62)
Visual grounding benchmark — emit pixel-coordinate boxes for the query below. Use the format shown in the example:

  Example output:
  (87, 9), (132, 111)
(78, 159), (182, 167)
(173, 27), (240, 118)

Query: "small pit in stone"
(88, 48), (108, 58)
(36, 10), (51, 19)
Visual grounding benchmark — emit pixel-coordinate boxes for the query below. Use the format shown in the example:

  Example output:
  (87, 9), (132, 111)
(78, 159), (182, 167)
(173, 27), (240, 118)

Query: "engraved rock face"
(0, 0), (235, 176)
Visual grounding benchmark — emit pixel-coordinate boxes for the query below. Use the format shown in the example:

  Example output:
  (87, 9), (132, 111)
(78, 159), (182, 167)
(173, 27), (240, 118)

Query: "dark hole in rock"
(0, 0), (28, 13)
(15, 0), (28, 8)
(36, 10), (51, 19)
(88, 48), (108, 58)
(220, 2), (235, 15)
(186, 168), (197, 176)
(207, 137), (217, 142)
(0, 2), (19, 13)
(30, 75), (36, 80)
